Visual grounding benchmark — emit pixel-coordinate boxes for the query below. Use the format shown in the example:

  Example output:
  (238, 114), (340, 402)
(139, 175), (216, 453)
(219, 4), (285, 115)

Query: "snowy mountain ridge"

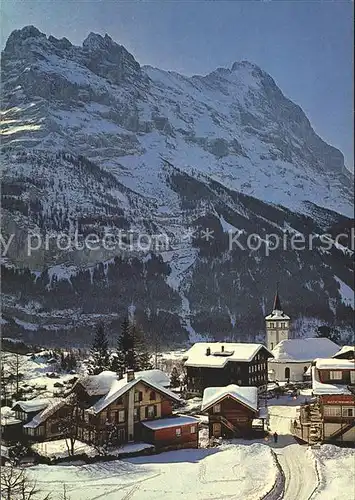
(1, 26), (354, 346)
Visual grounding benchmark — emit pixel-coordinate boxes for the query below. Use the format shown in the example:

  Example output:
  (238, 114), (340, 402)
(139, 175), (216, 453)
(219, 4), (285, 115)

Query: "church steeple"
(273, 286), (282, 311)
(265, 284), (291, 351)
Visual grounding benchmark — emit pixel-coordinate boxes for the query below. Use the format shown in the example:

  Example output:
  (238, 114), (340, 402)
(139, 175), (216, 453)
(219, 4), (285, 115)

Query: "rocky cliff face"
(1, 26), (353, 346)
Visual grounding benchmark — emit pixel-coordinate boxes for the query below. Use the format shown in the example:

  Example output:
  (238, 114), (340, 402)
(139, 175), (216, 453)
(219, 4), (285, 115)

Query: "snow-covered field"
(28, 443), (277, 500)
(309, 445), (355, 500)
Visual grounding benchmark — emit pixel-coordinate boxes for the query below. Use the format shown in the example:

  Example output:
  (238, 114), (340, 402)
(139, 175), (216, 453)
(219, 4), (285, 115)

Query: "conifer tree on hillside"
(88, 323), (110, 375)
(131, 323), (152, 371)
(112, 318), (152, 375)
(111, 317), (134, 376)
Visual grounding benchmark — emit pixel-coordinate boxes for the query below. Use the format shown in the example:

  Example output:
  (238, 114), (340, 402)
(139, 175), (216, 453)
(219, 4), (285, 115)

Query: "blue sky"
(1, 0), (353, 171)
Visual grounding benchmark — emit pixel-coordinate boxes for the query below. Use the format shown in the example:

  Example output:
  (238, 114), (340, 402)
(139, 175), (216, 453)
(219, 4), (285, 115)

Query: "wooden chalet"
(11, 398), (63, 441)
(22, 400), (69, 441)
(184, 343), (272, 394)
(18, 369), (199, 452)
(201, 384), (266, 439)
(293, 358), (355, 444)
(71, 369), (198, 449)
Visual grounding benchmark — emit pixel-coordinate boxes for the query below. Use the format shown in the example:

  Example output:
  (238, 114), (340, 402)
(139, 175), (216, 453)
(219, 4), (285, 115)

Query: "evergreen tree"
(88, 323), (110, 375)
(131, 323), (152, 371)
(112, 318), (152, 375)
(170, 366), (180, 388)
(315, 325), (341, 344)
(111, 317), (134, 376)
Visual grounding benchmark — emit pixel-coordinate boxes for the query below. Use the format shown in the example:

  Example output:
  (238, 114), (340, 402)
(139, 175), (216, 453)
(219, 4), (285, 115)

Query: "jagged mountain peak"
(82, 32), (116, 51)
(1, 25), (353, 346)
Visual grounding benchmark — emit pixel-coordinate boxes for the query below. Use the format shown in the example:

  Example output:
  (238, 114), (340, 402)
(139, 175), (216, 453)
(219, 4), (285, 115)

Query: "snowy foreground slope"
(309, 445), (355, 500)
(1, 26), (354, 344)
(28, 443), (277, 500)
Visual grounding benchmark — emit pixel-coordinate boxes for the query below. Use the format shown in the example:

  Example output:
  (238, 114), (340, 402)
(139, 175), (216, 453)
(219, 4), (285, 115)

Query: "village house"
(183, 343), (272, 394)
(268, 338), (340, 382)
(10, 398), (63, 441)
(22, 399), (68, 441)
(19, 369), (199, 452)
(332, 346), (355, 360)
(293, 357), (355, 443)
(201, 384), (267, 439)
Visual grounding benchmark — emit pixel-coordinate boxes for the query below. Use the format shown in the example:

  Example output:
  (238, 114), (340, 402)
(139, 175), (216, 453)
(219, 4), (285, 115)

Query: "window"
(323, 406), (341, 417)
(118, 410), (125, 423)
(269, 322), (274, 329)
(108, 411), (116, 424)
(150, 391), (156, 401)
(147, 405), (156, 418)
(281, 322), (285, 328)
(329, 371), (342, 380)
(134, 391), (143, 403)
(118, 428), (125, 442)
(50, 422), (59, 434)
(133, 407), (140, 421)
(213, 404), (221, 414)
(342, 407), (354, 417)
(285, 367), (290, 380)
(175, 428), (181, 437)
(190, 425), (196, 434)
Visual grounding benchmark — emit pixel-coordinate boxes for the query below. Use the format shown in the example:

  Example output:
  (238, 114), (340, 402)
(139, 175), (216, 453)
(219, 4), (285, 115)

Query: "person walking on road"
(273, 432), (278, 443)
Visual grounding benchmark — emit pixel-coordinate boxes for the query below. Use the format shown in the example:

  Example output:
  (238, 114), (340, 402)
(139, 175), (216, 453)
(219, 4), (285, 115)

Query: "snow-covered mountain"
(1, 26), (354, 346)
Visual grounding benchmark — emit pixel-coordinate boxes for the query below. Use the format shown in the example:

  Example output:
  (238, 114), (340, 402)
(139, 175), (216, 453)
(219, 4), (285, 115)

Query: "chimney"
(206, 347), (211, 356)
(221, 345), (224, 353)
(126, 369), (135, 382)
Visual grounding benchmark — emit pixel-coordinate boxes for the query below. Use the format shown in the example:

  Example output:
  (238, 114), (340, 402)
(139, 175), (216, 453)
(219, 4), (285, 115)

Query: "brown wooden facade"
(142, 422), (198, 451)
(204, 396), (258, 439)
(71, 380), (177, 445)
(187, 348), (270, 394)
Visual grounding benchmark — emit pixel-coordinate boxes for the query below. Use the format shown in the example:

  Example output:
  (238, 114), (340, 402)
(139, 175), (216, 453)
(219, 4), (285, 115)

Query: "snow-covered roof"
(184, 343), (272, 368)
(77, 369), (171, 396)
(314, 358), (355, 370)
(12, 398), (50, 413)
(142, 415), (199, 430)
(76, 371), (118, 396)
(88, 375), (181, 414)
(333, 346), (355, 359)
(311, 367), (352, 396)
(269, 338), (339, 363)
(134, 369), (170, 388)
(265, 309), (290, 320)
(23, 399), (64, 429)
(201, 384), (258, 412)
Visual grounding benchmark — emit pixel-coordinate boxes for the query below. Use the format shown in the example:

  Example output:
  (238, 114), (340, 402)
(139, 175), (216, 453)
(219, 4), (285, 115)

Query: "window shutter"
(145, 406), (148, 418)
(139, 391), (143, 402)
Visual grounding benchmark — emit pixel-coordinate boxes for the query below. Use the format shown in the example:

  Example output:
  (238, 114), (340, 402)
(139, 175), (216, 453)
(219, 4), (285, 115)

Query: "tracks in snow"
(266, 406), (320, 500)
